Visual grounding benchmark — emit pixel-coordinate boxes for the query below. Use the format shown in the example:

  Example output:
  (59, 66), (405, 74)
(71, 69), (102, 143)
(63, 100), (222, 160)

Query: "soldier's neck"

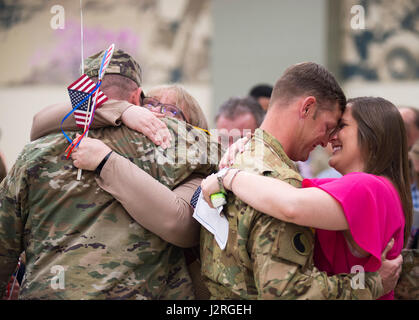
(260, 111), (296, 159)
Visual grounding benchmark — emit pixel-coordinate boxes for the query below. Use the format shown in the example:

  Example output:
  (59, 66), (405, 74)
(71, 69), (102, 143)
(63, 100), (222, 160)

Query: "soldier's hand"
(201, 173), (221, 208)
(378, 238), (403, 294)
(72, 135), (112, 171)
(122, 106), (172, 149)
(219, 132), (251, 169)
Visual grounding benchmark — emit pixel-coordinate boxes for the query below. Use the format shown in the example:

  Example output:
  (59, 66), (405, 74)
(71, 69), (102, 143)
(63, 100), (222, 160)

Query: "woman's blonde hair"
(147, 84), (208, 130)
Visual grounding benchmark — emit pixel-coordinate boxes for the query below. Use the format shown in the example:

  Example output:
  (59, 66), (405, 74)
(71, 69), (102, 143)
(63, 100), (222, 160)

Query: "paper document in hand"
(192, 191), (229, 250)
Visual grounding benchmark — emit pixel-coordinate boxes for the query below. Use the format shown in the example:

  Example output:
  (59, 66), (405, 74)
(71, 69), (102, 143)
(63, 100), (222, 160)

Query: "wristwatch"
(216, 168), (229, 194)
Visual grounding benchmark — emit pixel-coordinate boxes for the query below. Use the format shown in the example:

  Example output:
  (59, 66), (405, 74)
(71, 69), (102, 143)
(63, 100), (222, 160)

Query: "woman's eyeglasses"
(142, 97), (186, 121)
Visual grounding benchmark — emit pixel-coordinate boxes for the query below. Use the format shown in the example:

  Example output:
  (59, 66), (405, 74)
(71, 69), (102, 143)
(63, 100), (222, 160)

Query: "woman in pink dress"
(201, 96), (412, 300)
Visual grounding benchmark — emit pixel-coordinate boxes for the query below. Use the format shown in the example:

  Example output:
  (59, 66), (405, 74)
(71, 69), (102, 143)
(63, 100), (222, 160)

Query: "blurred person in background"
(315, 143), (342, 179)
(399, 107), (419, 150)
(215, 96), (265, 149)
(393, 109), (419, 300)
(249, 84), (273, 111)
(407, 141), (419, 249)
(394, 139), (419, 300)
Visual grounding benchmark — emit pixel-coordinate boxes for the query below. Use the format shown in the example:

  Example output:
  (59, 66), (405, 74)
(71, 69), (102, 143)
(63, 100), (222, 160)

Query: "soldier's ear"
(300, 96), (316, 119)
(129, 88), (142, 106)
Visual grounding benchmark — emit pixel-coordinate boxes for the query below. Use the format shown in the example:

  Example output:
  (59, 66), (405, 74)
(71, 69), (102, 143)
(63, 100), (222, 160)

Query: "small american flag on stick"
(67, 74), (108, 127)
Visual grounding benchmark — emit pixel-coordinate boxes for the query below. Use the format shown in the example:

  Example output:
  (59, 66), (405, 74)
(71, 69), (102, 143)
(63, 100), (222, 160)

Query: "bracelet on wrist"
(227, 169), (241, 191)
(95, 151), (113, 176)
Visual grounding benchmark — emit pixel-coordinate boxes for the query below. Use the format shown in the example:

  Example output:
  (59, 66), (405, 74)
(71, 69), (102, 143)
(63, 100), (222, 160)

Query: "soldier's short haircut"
(92, 74), (138, 101)
(270, 62), (346, 114)
(215, 96), (265, 127)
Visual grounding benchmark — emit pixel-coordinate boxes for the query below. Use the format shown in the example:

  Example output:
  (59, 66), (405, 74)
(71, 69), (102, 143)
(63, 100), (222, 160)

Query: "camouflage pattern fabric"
(0, 118), (219, 300)
(200, 128), (384, 300)
(394, 249), (419, 300)
(84, 49), (142, 86)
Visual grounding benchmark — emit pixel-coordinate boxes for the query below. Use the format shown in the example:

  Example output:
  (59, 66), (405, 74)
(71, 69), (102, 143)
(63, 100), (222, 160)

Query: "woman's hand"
(219, 132), (251, 169)
(71, 135), (112, 171)
(121, 106), (172, 149)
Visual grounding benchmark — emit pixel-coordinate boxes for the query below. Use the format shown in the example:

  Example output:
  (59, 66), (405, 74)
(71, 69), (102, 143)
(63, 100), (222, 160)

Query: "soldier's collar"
(253, 128), (296, 170)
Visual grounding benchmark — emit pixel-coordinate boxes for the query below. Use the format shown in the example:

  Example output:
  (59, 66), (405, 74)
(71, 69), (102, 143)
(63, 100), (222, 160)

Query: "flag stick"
(77, 0), (86, 181)
(80, 0), (84, 75)
(7, 257), (21, 300)
(76, 95), (92, 181)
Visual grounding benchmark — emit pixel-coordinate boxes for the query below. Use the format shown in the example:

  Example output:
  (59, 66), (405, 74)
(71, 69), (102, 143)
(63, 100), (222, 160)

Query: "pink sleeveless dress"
(302, 172), (405, 300)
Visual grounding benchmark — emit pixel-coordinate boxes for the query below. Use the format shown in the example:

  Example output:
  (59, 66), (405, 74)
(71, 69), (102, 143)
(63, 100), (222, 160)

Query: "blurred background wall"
(0, 0), (211, 169)
(0, 0), (418, 173)
(212, 0), (327, 113)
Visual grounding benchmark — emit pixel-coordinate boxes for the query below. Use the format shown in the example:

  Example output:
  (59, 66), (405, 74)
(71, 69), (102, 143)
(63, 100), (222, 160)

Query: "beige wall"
(211, 0), (328, 123)
(0, 86), (67, 169)
(343, 81), (419, 106)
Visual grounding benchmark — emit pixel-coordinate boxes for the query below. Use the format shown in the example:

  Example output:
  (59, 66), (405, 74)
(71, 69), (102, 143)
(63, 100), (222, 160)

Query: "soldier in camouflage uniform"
(200, 62), (394, 299)
(0, 49), (219, 299)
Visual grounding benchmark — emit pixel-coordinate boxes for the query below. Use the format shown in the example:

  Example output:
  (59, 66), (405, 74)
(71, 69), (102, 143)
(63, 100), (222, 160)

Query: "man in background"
(399, 107), (419, 149)
(215, 96), (265, 148)
(249, 84), (273, 111)
(392, 106), (419, 300)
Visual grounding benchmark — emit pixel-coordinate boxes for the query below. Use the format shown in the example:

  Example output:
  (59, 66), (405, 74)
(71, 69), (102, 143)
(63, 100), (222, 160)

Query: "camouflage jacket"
(0, 118), (219, 300)
(394, 249), (419, 300)
(200, 128), (384, 300)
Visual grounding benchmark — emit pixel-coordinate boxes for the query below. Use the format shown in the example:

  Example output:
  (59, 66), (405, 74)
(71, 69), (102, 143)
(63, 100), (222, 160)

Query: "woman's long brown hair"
(349, 97), (412, 246)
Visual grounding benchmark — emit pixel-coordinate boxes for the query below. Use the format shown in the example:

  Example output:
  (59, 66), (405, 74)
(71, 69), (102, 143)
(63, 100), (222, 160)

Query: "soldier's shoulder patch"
(292, 232), (311, 256)
(271, 223), (314, 267)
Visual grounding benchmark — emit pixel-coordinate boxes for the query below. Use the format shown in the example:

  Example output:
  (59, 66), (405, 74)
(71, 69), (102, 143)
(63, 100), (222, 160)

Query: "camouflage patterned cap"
(84, 49), (142, 86)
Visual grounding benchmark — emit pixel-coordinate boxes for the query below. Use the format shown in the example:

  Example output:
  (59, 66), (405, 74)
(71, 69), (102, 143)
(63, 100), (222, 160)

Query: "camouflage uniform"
(0, 118), (219, 299)
(201, 129), (384, 299)
(394, 249), (419, 300)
